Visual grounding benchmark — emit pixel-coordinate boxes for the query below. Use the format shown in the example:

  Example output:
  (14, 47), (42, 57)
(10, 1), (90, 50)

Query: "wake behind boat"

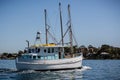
(16, 3), (82, 71)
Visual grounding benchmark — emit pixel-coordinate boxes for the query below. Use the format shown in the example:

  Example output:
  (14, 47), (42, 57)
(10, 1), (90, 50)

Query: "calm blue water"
(0, 60), (120, 80)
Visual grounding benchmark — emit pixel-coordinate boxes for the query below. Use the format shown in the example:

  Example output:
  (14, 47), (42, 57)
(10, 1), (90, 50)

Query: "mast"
(68, 4), (73, 53)
(59, 3), (64, 46)
(44, 9), (48, 44)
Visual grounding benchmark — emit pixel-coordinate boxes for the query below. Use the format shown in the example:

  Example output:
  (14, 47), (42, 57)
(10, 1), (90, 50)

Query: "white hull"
(16, 56), (82, 71)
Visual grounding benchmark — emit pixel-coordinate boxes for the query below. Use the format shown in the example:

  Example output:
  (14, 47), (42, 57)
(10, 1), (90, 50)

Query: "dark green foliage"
(80, 44), (120, 59)
(0, 44), (120, 59)
(0, 52), (18, 59)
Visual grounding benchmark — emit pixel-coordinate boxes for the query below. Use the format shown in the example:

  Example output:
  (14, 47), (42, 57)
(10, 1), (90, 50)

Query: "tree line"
(0, 44), (120, 59)
(79, 44), (120, 59)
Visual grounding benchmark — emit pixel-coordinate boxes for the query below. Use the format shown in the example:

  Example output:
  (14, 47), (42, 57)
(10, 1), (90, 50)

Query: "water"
(0, 60), (120, 80)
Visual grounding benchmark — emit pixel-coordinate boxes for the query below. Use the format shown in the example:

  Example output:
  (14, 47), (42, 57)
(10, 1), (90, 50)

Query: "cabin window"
(51, 56), (55, 60)
(54, 56), (57, 59)
(32, 49), (34, 53)
(33, 56), (36, 59)
(22, 55), (27, 59)
(38, 56), (41, 59)
(41, 57), (44, 60)
(29, 49), (31, 53)
(48, 48), (50, 53)
(29, 55), (32, 58)
(38, 48), (40, 53)
(52, 48), (54, 53)
(55, 54), (58, 57)
(44, 49), (46, 53)
(59, 52), (61, 59)
(47, 56), (51, 60)
(35, 47), (37, 53)
(45, 56), (47, 59)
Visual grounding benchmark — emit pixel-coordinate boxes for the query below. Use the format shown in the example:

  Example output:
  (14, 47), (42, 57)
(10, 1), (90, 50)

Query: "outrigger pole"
(59, 3), (64, 46)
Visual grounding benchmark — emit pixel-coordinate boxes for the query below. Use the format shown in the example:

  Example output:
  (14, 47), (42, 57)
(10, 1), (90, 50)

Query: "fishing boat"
(16, 3), (82, 71)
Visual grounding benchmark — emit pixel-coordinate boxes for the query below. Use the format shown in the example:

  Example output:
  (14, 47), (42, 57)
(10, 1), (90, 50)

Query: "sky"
(0, 0), (120, 53)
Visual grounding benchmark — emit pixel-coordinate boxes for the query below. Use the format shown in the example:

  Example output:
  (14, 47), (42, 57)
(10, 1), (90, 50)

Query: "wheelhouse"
(21, 44), (65, 60)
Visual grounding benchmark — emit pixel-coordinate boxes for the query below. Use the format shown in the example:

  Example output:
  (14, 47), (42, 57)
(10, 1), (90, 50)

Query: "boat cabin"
(22, 44), (64, 60)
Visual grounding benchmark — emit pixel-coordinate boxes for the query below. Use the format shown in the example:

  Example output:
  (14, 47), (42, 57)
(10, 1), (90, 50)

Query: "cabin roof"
(29, 43), (66, 48)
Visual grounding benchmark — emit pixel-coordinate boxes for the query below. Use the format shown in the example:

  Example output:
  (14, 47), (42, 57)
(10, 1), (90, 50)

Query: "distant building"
(101, 52), (110, 55)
